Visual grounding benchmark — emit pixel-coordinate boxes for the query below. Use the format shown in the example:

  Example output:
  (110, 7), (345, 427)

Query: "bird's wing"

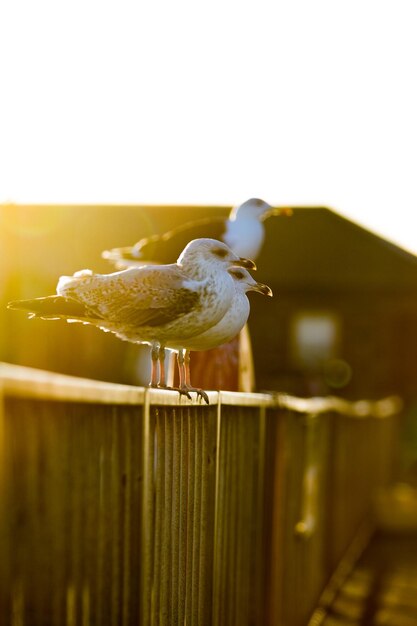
(134, 216), (227, 263)
(60, 265), (201, 328)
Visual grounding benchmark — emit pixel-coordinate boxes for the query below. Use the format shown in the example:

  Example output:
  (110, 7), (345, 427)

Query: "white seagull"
(166, 267), (273, 397)
(7, 239), (256, 402)
(102, 198), (292, 268)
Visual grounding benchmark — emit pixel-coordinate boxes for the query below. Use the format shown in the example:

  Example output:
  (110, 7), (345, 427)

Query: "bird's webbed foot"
(165, 385), (193, 400)
(149, 382), (192, 400)
(176, 386), (193, 401)
(180, 385), (210, 405)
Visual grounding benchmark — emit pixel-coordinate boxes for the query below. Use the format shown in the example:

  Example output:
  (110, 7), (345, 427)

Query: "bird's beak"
(252, 282), (273, 297)
(233, 257), (257, 270)
(261, 206), (293, 220)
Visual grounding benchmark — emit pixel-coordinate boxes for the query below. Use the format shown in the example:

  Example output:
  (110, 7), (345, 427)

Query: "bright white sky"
(1, 1), (417, 253)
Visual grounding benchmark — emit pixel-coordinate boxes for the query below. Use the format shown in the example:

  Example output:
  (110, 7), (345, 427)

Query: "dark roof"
(257, 207), (417, 292)
(3, 203), (417, 292)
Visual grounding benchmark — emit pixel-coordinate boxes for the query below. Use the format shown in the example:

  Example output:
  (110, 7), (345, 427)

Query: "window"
(290, 311), (341, 370)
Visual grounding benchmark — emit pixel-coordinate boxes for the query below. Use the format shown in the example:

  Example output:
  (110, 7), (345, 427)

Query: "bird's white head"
(230, 198), (292, 222)
(177, 238), (257, 272)
(228, 267), (273, 297)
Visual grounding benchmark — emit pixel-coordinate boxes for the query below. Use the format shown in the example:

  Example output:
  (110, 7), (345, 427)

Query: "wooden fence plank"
(0, 363), (402, 626)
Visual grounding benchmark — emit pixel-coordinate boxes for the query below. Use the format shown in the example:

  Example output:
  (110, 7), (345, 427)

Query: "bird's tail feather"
(7, 295), (90, 321)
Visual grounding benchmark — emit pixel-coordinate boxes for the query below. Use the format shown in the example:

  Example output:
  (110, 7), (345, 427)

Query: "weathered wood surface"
(0, 363), (402, 626)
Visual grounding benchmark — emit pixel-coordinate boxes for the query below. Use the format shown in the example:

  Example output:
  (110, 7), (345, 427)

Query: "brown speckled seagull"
(102, 198), (292, 268)
(7, 238), (256, 402)
(166, 267), (273, 397)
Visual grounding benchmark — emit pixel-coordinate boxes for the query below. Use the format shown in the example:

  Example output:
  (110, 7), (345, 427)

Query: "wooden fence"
(0, 363), (402, 626)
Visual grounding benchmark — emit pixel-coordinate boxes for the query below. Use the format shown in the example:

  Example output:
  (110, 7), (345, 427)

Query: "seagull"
(166, 267), (273, 399)
(102, 198), (290, 391)
(102, 198), (292, 268)
(7, 239), (256, 402)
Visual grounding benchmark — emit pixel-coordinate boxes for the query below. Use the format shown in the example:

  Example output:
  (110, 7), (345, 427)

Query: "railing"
(0, 363), (402, 626)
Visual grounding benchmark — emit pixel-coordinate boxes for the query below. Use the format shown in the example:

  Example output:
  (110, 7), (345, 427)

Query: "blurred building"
(251, 207), (417, 402)
(2, 204), (417, 404)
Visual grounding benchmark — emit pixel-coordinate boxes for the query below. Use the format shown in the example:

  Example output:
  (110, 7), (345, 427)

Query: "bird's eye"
(212, 248), (228, 258)
(229, 269), (245, 280)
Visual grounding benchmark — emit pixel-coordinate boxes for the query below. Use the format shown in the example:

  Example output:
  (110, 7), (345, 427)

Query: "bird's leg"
(176, 349), (190, 394)
(158, 345), (167, 388)
(177, 349), (184, 386)
(184, 350), (192, 386)
(179, 350), (209, 405)
(150, 344), (160, 388)
(152, 348), (191, 399)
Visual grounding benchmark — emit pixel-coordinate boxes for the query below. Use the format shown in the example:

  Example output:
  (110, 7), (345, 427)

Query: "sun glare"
(1, 1), (417, 253)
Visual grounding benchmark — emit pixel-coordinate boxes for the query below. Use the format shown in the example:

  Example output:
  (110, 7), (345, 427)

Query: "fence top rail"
(0, 362), (402, 418)
(0, 362), (146, 405)
(275, 393), (403, 419)
(0, 362), (270, 407)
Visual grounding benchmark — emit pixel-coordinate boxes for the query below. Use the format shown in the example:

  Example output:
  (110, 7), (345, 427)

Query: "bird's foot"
(165, 385), (193, 400)
(179, 385), (210, 405)
(148, 382), (192, 400)
(148, 383), (208, 403)
(177, 387), (193, 401)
